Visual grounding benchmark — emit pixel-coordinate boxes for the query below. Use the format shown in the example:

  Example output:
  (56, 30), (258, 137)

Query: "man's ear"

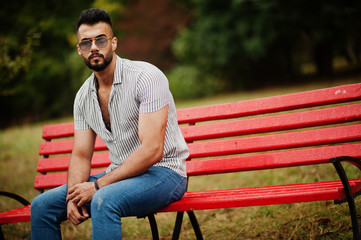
(77, 45), (82, 56)
(112, 37), (118, 51)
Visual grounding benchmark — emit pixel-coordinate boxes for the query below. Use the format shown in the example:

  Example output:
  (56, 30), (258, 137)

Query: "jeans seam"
(166, 176), (186, 206)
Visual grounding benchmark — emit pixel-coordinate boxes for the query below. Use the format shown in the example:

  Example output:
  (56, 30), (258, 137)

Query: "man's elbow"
(147, 142), (164, 163)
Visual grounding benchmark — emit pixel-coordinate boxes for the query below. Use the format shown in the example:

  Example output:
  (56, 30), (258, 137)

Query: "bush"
(167, 65), (225, 100)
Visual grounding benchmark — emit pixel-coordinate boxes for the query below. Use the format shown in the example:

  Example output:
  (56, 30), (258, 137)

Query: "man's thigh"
(91, 166), (186, 217)
(31, 184), (68, 223)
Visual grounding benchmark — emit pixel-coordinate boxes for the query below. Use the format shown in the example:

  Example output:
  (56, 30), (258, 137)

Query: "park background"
(1, 0), (361, 128)
(1, 0), (361, 239)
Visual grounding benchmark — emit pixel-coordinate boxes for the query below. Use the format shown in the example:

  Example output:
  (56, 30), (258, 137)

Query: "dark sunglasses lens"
(96, 37), (109, 48)
(79, 41), (91, 51)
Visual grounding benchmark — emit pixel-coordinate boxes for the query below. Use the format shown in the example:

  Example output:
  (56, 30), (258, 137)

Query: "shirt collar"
(113, 55), (122, 85)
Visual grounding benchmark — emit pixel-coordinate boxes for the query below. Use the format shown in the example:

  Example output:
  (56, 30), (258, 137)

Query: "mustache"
(88, 53), (104, 61)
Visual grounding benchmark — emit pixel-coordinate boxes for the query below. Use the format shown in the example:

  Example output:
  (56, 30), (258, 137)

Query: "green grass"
(1, 76), (360, 239)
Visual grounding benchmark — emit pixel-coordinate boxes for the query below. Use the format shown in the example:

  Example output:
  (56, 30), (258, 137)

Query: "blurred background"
(1, 0), (361, 128)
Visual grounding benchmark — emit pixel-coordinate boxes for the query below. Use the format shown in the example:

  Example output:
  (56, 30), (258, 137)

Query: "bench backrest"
(35, 83), (361, 191)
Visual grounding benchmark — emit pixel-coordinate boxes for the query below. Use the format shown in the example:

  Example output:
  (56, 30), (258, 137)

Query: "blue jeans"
(30, 166), (187, 240)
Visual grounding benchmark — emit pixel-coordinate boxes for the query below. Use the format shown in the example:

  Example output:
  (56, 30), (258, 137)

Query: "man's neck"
(94, 54), (116, 89)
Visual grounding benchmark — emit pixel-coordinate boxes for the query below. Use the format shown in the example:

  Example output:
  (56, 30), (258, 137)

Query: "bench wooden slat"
(0, 205), (31, 224)
(159, 179), (361, 212)
(181, 102), (361, 141)
(37, 152), (110, 173)
(186, 142), (361, 176)
(39, 137), (107, 156)
(177, 83), (361, 124)
(42, 122), (74, 140)
(34, 169), (105, 190)
(188, 124), (361, 158)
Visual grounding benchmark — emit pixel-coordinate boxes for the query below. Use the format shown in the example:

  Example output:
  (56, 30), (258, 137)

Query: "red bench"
(1, 83), (361, 239)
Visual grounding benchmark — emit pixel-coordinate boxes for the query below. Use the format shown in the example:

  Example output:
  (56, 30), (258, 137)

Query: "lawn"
(1, 76), (360, 239)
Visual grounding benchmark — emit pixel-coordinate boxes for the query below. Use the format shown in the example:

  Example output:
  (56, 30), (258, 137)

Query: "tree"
(115, 0), (192, 71)
(173, 0), (361, 90)
(0, 0), (92, 127)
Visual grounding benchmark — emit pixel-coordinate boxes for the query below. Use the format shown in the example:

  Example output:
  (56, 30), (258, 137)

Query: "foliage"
(0, 30), (40, 96)
(167, 65), (224, 99)
(92, 0), (127, 28)
(0, 0), (130, 128)
(173, 0), (361, 90)
(0, 0), (95, 127)
(1, 0), (361, 126)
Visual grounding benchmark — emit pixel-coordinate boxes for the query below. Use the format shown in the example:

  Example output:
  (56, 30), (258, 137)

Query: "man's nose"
(90, 40), (99, 52)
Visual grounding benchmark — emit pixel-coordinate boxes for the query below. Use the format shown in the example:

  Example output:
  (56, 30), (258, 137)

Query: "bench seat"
(0, 206), (31, 225)
(2, 178), (361, 225)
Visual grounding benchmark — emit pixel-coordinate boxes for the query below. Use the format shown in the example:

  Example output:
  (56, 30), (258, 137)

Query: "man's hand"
(68, 182), (96, 207)
(66, 200), (89, 225)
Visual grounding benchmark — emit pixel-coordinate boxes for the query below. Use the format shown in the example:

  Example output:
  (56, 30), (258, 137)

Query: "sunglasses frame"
(78, 37), (113, 52)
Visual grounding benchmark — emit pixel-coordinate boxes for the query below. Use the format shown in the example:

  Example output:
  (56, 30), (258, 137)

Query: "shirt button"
(114, 140), (117, 144)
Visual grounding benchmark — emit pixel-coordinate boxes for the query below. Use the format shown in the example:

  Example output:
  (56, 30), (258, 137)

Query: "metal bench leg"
(0, 225), (4, 240)
(171, 211), (203, 240)
(331, 156), (361, 240)
(172, 211), (184, 240)
(187, 211), (203, 240)
(147, 214), (159, 240)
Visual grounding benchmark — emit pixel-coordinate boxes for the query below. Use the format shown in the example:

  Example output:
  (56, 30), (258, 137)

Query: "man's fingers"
(72, 194), (86, 206)
(80, 205), (89, 218)
(68, 185), (76, 194)
(67, 189), (79, 200)
(69, 211), (87, 226)
(77, 198), (86, 207)
(67, 202), (88, 226)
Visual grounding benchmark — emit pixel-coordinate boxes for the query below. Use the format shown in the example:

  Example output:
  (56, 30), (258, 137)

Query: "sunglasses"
(78, 36), (112, 52)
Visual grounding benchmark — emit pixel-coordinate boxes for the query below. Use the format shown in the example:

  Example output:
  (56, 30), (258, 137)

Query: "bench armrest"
(0, 191), (30, 206)
(330, 156), (361, 169)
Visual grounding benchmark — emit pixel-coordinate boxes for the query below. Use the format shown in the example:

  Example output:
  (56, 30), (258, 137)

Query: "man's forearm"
(67, 156), (92, 192)
(96, 143), (163, 189)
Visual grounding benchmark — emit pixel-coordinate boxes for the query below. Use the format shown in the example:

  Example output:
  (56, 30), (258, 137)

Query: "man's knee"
(91, 191), (103, 212)
(91, 190), (114, 213)
(30, 194), (43, 215)
(31, 185), (67, 218)
(31, 193), (57, 222)
(91, 190), (126, 217)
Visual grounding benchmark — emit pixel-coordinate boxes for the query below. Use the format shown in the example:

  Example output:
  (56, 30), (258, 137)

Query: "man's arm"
(67, 129), (96, 188)
(67, 105), (168, 208)
(93, 105), (168, 190)
(66, 128), (96, 225)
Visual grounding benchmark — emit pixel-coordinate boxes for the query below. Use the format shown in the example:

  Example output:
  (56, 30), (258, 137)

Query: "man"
(31, 8), (189, 239)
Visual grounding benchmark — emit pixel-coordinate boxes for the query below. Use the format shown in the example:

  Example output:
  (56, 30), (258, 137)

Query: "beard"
(84, 52), (113, 72)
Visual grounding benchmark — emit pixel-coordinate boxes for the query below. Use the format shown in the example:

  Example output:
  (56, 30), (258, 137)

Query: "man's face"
(77, 22), (117, 72)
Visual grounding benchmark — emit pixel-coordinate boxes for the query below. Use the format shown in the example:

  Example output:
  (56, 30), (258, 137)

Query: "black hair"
(76, 8), (112, 32)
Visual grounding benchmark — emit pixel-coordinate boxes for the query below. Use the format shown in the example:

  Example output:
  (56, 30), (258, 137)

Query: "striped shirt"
(73, 56), (189, 177)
